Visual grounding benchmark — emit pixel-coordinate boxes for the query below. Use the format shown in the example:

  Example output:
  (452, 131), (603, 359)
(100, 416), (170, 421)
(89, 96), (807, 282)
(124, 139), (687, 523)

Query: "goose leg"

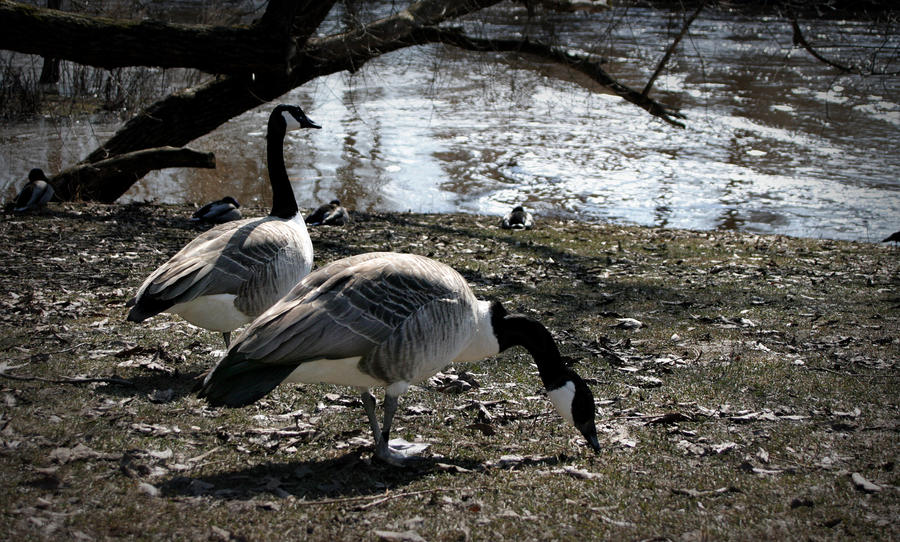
(360, 389), (383, 445)
(381, 392), (399, 444)
(222, 332), (231, 349)
(359, 388), (409, 466)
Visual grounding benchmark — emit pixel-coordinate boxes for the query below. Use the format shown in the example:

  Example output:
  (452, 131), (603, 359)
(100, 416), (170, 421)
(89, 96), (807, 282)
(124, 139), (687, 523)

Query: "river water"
(1, 4), (898, 242)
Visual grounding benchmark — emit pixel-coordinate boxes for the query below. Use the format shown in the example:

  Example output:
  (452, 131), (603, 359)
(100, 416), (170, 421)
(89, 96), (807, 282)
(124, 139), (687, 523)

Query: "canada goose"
(191, 196), (242, 224)
(306, 198), (350, 226)
(13, 168), (55, 212)
(127, 104), (320, 347)
(882, 231), (900, 245)
(198, 252), (600, 465)
(500, 205), (534, 230)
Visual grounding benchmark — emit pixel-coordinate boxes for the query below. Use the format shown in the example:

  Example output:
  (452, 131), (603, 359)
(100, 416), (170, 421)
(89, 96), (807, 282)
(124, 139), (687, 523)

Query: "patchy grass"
(0, 203), (897, 541)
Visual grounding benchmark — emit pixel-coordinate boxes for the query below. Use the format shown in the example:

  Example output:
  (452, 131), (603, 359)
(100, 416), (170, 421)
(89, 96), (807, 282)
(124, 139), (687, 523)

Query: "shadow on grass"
(157, 451), (510, 502)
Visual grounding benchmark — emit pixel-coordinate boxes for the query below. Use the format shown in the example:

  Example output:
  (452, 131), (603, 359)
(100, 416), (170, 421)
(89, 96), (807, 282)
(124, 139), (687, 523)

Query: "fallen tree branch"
(52, 146), (215, 202)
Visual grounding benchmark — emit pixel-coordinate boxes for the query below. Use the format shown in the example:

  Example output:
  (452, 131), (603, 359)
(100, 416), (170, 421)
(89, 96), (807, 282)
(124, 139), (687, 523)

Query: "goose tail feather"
(198, 355), (296, 407)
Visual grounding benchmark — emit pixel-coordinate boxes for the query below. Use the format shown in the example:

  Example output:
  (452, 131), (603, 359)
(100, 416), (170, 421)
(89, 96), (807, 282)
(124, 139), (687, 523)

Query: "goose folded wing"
(138, 218), (302, 310)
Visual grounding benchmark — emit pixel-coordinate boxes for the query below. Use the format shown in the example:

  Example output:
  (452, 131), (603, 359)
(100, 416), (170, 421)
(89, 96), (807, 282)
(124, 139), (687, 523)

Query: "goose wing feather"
(201, 253), (477, 405)
(129, 216), (311, 320)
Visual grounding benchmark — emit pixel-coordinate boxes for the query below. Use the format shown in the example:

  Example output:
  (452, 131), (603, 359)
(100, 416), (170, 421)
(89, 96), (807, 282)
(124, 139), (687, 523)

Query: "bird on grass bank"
(882, 231), (900, 246)
(198, 252), (600, 465)
(13, 168), (55, 212)
(191, 196), (242, 224)
(500, 205), (534, 230)
(306, 198), (350, 226)
(126, 105), (319, 348)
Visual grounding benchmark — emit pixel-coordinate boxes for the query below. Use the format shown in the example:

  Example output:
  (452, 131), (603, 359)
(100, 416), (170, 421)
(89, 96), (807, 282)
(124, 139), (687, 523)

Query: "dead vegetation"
(0, 203), (897, 540)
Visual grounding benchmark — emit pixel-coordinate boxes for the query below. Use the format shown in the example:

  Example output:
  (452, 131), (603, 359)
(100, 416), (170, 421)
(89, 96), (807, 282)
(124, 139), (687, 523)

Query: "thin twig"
(0, 371), (134, 387)
(297, 485), (491, 508)
(643, 0), (706, 96)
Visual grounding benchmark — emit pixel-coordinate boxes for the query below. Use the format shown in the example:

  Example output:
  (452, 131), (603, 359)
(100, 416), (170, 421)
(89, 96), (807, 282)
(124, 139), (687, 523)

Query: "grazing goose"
(191, 196), (242, 224)
(127, 104), (320, 347)
(13, 168), (55, 212)
(198, 252), (600, 465)
(306, 198), (350, 226)
(500, 205), (534, 230)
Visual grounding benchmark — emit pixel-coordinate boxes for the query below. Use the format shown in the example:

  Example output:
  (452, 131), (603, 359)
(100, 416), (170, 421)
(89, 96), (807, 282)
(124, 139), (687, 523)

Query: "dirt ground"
(0, 202), (897, 540)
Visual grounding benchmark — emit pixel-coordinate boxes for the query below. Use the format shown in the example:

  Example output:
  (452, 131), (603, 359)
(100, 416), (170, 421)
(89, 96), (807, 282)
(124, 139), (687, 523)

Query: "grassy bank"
(0, 203), (897, 540)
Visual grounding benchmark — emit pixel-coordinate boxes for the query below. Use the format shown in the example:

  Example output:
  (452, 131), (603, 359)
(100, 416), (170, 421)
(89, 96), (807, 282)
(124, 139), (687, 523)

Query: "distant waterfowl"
(13, 168), (55, 212)
(198, 252), (600, 465)
(306, 199), (350, 226)
(191, 196), (242, 224)
(500, 205), (534, 230)
(882, 231), (900, 245)
(127, 105), (320, 347)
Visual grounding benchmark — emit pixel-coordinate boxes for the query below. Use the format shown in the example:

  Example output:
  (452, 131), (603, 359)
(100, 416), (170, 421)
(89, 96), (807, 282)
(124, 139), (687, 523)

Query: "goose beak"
(578, 421), (601, 454)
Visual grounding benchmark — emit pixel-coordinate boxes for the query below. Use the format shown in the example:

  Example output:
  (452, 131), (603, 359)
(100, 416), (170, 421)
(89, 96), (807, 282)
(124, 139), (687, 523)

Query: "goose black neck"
(491, 302), (567, 389)
(266, 123), (298, 219)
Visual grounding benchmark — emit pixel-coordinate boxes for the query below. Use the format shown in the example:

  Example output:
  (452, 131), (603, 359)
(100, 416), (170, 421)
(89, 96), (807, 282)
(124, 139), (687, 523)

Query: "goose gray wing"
(128, 216), (311, 321)
(200, 253), (477, 406)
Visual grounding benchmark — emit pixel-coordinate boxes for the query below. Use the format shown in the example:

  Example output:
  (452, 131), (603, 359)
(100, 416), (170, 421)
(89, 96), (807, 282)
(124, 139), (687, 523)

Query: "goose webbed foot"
(374, 439), (414, 466)
(360, 388), (428, 466)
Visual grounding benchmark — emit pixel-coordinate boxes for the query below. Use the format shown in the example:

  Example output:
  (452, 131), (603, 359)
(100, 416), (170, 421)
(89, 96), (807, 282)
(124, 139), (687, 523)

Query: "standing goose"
(191, 196), (242, 224)
(127, 104), (320, 347)
(198, 252), (600, 465)
(13, 168), (55, 212)
(306, 198), (350, 226)
(500, 205), (534, 230)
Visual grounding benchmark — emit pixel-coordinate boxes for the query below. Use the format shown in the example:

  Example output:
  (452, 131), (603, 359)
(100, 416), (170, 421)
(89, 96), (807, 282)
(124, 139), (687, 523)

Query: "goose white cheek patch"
(547, 381), (575, 425)
(282, 111), (301, 131)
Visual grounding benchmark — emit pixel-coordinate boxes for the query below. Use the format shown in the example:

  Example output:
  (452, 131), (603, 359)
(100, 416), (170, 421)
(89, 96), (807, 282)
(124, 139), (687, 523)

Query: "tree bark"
(0, 0), (288, 73)
(36, 0), (60, 85)
(52, 147), (215, 202)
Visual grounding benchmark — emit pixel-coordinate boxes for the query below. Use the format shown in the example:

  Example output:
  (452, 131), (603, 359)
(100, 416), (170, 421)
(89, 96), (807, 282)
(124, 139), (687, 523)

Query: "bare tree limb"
(788, 17), (900, 76)
(790, 18), (855, 73)
(643, 0), (706, 96)
(53, 147), (215, 202)
(400, 27), (686, 127)
(0, 0), (289, 73)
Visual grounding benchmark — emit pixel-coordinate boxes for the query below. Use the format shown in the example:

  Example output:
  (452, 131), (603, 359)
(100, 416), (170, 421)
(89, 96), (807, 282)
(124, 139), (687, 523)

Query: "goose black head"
(490, 301), (601, 453)
(547, 372), (601, 453)
(221, 196), (240, 208)
(28, 168), (48, 182)
(270, 104), (320, 135)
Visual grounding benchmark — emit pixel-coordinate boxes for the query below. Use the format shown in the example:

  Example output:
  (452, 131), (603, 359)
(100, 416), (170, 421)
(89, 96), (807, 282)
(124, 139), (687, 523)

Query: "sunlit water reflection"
(1, 6), (898, 241)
